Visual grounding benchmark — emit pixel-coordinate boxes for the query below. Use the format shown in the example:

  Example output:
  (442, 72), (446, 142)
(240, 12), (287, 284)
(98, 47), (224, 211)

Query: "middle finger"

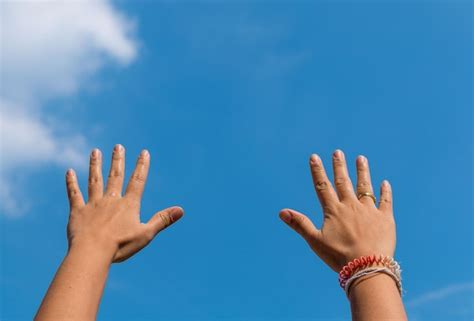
(105, 144), (125, 197)
(332, 150), (356, 201)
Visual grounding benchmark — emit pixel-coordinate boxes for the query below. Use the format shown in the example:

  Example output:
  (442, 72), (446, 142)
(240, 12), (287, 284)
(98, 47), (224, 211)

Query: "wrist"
(68, 238), (117, 263)
(338, 255), (402, 297)
(348, 272), (399, 301)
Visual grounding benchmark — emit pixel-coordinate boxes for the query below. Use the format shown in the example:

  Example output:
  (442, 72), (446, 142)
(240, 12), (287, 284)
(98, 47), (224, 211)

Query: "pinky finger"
(66, 169), (85, 209)
(379, 180), (393, 213)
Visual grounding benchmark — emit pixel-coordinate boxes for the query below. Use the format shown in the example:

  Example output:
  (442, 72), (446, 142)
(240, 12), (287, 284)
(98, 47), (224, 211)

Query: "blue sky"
(0, 1), (472, 320)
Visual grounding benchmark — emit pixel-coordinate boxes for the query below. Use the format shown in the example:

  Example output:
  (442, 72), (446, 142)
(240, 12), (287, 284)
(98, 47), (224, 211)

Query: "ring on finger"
(357, 192), (376, 205)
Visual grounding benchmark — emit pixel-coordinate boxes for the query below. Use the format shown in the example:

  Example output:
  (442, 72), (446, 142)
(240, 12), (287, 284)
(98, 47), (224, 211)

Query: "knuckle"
(131, 173), (146, 183)
(293, 215), (309, 230)
(108, 169), (123, 178)
(311, 162), (324, 172)
(380, 197), (392, 204)
(89, 157), (100, 166)
(126, 197), (141, 208)
(294, 214), (305, 224)
(357, 181), (371, 189)
(316, 180), (329, 191)
(112, 152), (123, 161)
(107, 191), (119, 197)
(68, 187), (80, 198)
(333, 158), (345, 166)
(137, 157), (147, 166)
(88, 175), (100, 185)
(67, 183), (78, 194)
(159, 212), (171, 227)
(334, 177), (348, 187)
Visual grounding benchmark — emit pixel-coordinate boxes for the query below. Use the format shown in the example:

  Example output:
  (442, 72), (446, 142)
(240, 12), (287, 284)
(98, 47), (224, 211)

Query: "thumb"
(146, 206), (184, 237)
(279, 208), (321, 244)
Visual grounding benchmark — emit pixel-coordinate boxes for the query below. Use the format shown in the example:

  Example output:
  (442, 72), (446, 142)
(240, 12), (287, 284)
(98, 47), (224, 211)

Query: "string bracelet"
(338, 255), (402, 296)
(338, 254), (401, 287)
(344, 266), (402, 296)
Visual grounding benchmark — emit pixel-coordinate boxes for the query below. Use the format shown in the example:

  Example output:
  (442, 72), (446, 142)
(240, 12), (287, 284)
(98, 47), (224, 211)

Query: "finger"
(66, 169), (85, 209)
(145, 206), (184, 237)
(309, 154), (339, 211)
(279, 208), (321, 244)
(379, 180), (393, 213)
(332, 149), (356, 201)
(125, 150), (150, 201)
(88, 148), (103, 202)
(105, 144), (125, 197)
(356, 155), (375, 206)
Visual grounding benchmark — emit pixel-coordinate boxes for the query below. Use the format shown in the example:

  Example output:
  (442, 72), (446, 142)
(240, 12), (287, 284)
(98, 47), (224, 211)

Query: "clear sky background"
(0, 1), (472, 321)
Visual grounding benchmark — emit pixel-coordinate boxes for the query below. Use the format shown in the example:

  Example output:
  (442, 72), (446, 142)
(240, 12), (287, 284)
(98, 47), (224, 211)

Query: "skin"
(35, 145), (184, 321)
(279, 150), (407, 321)
(36, 145), (406, 320)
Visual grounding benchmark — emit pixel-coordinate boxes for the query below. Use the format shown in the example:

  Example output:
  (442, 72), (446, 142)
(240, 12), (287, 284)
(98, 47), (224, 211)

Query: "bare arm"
(35, 145), (183, 321)
(35, 241), (114, 320)
(280, 150), (407, 321)
(349, 272), (406, 320)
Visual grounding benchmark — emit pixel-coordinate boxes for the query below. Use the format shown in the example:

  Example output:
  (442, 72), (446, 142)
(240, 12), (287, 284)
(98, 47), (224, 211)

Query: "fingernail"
(67, 169), (75, 177)
(91, 148), (100, 158)
(280, 211), (292, 224)
(141, 149), (149, 158)
(357, 155), (366, 164)
(382, 180), (390, 187)
(310, 154), (320, 165)
(334, 149), (343, 159)
(114, 144), (123, 152)
(170, 207), (184, 222)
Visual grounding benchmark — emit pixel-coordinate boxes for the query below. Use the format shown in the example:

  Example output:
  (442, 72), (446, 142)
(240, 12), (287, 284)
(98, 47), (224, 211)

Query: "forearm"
(35, 242), (114, 321)
(349, 273), (407, 321)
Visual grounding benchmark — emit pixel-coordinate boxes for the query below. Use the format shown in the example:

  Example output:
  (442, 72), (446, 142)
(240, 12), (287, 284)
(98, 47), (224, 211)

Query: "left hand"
(65, 144), (183, 262)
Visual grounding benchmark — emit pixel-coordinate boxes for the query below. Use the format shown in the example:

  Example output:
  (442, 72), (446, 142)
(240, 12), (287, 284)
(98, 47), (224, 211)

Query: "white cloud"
(407, 281), (474, 308)
(0, 101), (87, 169)
(0, 0), (138, 217)
(407, 281), (474, 320)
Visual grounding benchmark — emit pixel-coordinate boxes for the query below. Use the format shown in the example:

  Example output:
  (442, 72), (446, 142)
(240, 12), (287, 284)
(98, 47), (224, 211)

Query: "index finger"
(310, 154), (339, 211)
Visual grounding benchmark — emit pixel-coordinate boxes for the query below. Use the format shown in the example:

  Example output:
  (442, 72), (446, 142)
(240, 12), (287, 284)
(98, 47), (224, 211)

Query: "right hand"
(279, 150), (396, 272)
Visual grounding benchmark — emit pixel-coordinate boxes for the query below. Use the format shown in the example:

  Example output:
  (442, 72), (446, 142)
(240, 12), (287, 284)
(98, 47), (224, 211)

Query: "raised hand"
(279, 149), (395, 272)
(36, 145), (183, 321)
(66, 144), (184, 262)
(279, 150), (407, 321)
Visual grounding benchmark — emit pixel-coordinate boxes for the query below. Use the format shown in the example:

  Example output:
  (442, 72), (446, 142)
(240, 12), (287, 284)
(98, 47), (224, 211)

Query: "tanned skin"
(280, 150), (407, 321)
(35, 145), (183, 321)
(36, 146), (406, 321)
